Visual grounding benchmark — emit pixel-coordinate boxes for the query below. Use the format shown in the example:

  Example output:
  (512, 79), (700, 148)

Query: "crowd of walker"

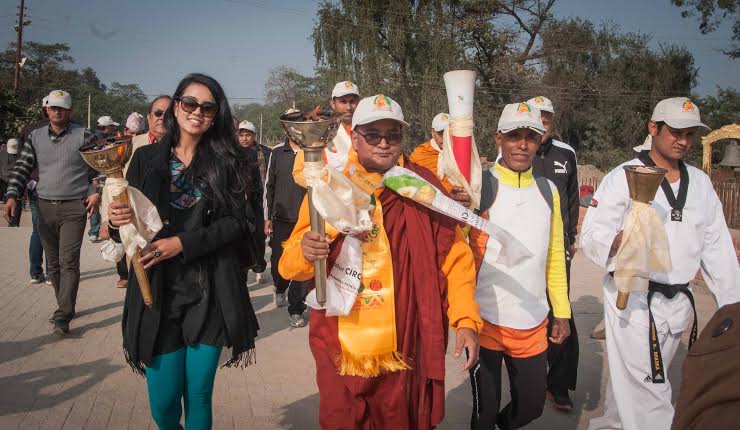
(0, 72), (738, 430)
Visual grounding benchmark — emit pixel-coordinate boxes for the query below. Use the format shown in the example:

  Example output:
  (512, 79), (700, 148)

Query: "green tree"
(672, 0), (739, 58)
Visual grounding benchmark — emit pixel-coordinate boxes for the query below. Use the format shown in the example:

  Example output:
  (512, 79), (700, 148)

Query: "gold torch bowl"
(79, 139), (133, 177)
(623, 165), (667, 204)
(279, 113), (339, 151)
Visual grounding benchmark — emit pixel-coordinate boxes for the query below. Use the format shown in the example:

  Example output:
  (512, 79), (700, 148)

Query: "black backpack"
(478, 169), (554, 214)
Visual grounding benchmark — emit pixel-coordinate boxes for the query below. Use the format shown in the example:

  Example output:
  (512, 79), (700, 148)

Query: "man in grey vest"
(3, 90), (101, 336)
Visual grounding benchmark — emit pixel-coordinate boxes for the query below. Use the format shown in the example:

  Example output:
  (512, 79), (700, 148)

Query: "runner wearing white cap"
(582, 97), (739, 430)
(468, 101), (571, 430)
(97, 116), (119, 136)
(409, 112), (473, 206)
(327, 81), (360, 170)
(238, 119), (271, 284)
(526, 95), (581, 412)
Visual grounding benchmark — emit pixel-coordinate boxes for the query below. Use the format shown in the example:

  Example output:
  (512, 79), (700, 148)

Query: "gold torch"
(280, 109), (339, 306)
(80, 136), (154, 306)
(614, 165), (669, 309)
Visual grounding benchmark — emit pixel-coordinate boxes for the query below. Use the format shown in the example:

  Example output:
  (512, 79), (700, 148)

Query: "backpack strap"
(478, 168), (553, 214)
(477, 169), (498, 215)
(534, 176), (554, 212)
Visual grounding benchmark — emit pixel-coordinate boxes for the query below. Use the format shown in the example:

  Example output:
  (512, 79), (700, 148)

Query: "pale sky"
(1, 0), (737, 102)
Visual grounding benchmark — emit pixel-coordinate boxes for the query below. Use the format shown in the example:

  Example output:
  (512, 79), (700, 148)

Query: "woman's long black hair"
(163, 73), (250, 209)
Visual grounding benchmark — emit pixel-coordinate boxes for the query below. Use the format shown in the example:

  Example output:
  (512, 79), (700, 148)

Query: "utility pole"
(13, 0), (30, 92)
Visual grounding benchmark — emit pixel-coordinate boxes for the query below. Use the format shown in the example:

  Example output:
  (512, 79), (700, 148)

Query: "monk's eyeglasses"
(355, 130), (403, 146)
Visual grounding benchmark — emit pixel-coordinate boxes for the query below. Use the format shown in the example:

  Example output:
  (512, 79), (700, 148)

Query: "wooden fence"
(711, 170), (740, 229)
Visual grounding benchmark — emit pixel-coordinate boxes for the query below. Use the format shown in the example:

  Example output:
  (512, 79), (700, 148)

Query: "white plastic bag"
(305, 236), (363, 316)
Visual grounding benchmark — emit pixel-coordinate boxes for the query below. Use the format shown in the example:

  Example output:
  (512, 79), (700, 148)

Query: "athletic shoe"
(53, 322), (70, 336)
(89, 235), (101, 243)
(547, 389), (574, 412)
(274, 290), (287, 308)
(289, 314), (307, 328)
(30, 274), (46, 284)
(45, 279), (52, 286)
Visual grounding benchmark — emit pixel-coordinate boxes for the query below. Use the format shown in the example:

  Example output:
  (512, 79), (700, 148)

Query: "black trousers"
(116, 257), (128, 281)
(270, 219), (308, 316)
(546, 257), (579, 393)
(470, 347), (547, 430)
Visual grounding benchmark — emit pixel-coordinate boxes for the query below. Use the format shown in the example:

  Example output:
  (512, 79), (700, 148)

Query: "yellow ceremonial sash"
(335, 160), (409, 378)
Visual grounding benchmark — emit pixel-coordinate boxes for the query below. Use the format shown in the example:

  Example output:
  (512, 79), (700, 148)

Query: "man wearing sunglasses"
(279, 94), (481, 429)
(125, 95), (171, 176)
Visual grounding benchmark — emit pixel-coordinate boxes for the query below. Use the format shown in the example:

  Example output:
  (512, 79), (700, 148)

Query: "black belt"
(647, 281), (697, 384)
(39, 198), (84, 204)
(609, 273), (698, 384)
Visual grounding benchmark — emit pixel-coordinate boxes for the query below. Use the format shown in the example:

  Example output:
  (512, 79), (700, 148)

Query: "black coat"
(118, 137), (259, 374)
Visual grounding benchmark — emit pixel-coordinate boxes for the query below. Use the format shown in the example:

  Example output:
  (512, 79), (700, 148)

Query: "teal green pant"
(145, 344), (222, 430)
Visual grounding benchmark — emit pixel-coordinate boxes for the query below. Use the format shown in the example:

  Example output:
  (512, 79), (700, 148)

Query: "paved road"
(0, 216), (719, 429)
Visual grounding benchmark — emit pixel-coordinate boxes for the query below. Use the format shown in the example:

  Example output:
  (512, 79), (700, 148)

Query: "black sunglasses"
(176, 96), (218, 118)
(355, 129), (403, 146)
(152, 110), (165, 118)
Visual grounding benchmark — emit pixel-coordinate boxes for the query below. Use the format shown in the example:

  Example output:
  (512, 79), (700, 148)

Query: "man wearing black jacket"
(263, 134), (309, 327)
(527, 96), (580, 411)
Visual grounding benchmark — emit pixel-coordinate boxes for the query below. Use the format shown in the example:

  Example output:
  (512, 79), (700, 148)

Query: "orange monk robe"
(409, 140), (453, 192)
(278, 159), (481, 429)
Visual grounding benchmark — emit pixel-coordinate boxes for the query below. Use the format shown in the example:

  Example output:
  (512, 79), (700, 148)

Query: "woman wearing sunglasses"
(107, 73), (259, 429)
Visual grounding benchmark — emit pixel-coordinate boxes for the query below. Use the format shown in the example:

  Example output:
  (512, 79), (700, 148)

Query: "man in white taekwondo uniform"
(325, 80), (360, 171)
(582, 97), (740, 430)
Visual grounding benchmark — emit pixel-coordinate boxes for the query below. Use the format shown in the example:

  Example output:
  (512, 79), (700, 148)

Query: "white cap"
(6, 138), (19, 154)
(351, 94), (409, 129)
(238, 120), (256, 132)
(41, 96), (49, 107)
(527, 96), (554, 114)
(431, 113), (450, 132)
(497, 102), (545, 135)
(633, 135), (652, 152)
(651, 97), (708, 129)
(125, 112), (145, 133)
(331, 81), (360, 99)
(97, 116), (119, 127)
(46, 90), (72, 109)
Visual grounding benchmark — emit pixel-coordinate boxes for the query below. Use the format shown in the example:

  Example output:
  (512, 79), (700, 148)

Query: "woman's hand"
(108, 202), (134, 227)
(139, 237), (184, 269)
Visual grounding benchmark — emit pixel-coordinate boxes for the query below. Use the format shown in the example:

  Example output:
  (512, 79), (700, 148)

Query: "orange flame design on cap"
(344, 81), (353, 89)
(682, 100), (694, 111)
(374, 95), (390, 108)
(535, 96), (544, 104)
(517, 103), (531, 113)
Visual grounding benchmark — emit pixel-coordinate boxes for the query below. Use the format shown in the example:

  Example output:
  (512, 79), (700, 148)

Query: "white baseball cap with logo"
(497, 102), (545, 135)
(97, 116), (120, 127)
(331, 81), (360, 99)
(651, 97), (709, 129)
(41, 96), (49, 107)
(526, 96), (554, 114)
(238, 120), (256, 132)
(431, 113), (450, 132)
(46, 90), (72, 109)
(351, 94), (409, 129)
